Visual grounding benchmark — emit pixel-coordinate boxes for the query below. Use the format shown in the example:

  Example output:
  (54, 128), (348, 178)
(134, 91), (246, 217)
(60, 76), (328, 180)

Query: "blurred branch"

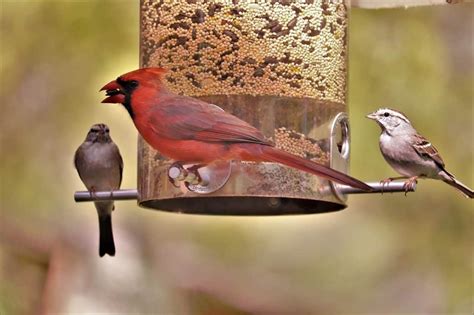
(0, 216), (85, 314)
(38, 243), (78, 315)
(0, 217), (53, 263)
(156, 242), (334, 314)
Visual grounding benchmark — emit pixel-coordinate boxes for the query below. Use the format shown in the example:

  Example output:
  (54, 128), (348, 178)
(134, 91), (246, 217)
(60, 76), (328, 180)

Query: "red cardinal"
(101, 67), (372, 191)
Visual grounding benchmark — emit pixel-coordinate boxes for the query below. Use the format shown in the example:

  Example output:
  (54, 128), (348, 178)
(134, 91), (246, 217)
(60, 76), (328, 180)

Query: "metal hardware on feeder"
(167, 164), (206, 186)
(74, 189), (138, 202)
(168, 165), (187, 183)
(167, 162), (232, 194)
(329, 112), (351, 202)
(73, 182), (416, 203)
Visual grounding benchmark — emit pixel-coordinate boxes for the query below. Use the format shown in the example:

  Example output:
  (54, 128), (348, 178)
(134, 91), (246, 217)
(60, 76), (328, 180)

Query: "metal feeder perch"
(75, 0), (419, 215)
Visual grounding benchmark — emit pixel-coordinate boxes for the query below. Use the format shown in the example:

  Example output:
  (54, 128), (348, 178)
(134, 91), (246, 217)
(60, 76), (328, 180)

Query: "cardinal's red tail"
(260, 146), (372, 191)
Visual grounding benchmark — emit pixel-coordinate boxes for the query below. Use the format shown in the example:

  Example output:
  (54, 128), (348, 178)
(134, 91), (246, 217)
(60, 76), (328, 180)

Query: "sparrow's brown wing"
(73, 144), (87, 184)
(412, 134), (445, 169)
(119, 155), (123, 187)
(114, 144), (124, 188)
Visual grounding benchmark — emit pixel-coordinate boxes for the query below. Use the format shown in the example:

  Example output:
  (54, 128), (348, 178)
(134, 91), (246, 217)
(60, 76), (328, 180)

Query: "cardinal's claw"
(186, 170), (202, 185)
(183, 164), (206, 187)
(168, 178), (180, 188)
(169, 179), (180, 188)
(168, 162), (187, 188)
(184, 174), (202, 189)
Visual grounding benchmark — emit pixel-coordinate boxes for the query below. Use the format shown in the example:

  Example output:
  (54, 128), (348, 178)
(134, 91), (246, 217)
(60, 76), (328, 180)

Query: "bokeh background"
(1, 1), (472, 314)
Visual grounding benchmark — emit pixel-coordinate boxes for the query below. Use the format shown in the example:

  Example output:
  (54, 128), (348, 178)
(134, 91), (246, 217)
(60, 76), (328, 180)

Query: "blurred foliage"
(0, 1), (472, 315)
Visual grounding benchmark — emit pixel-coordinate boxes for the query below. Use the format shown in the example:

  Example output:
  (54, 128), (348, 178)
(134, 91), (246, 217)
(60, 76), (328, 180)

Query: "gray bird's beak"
(366, 112), (377, 120)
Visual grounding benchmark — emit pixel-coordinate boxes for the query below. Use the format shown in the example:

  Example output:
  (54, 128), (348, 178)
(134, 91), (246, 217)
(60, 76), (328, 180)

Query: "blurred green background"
(0, 1), (472, 314)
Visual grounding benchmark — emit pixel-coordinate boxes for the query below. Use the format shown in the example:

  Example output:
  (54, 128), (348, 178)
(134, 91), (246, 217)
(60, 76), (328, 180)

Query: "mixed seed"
(274, 127), (329, 165)
(141, 0), (347, 103)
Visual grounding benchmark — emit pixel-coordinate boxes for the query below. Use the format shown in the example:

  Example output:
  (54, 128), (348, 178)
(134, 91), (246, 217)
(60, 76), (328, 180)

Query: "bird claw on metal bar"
(334, 181), (416, 195)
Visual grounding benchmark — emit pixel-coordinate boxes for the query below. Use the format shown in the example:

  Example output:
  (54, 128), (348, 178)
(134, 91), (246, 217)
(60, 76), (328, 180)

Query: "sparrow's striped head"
(366, 108), (412, 133)
(86, 123), (112, 143)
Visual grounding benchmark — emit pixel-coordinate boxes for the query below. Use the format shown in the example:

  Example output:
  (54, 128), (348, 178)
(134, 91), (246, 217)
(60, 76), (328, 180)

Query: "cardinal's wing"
(149, 95), (270, 145)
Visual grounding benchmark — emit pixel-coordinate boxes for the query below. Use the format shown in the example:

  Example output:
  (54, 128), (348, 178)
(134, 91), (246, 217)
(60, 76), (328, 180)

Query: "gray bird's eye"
(383, 112), (390, 117)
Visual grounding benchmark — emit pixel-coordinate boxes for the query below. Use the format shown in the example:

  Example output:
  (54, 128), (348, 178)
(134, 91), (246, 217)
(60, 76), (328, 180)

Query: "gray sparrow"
(367, 108), (473, 198)
(74, 123), (123, 256)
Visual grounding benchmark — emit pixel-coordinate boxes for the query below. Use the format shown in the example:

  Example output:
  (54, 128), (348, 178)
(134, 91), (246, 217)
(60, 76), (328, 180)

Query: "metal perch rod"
(74, 182), (415, 202)
(74, 189), (138, 202)
(336, 181), (416, 194)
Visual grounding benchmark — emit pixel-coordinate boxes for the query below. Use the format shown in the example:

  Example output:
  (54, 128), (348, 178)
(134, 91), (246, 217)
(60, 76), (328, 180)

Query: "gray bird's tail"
(95, 202), (116, 257)
(443, 177), (474, 199)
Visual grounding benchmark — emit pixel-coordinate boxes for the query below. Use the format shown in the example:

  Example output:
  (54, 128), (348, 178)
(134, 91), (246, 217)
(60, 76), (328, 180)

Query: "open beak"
(100, 80), (125, 104)
(366, 112), (377, 120)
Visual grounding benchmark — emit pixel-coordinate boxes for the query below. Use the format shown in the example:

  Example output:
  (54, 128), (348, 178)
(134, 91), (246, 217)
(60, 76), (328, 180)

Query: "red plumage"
(101, 67), (372, 191)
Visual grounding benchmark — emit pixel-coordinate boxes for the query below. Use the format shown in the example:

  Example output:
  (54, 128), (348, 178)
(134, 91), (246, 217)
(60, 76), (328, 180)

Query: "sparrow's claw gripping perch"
(109, 190), (115, 209)
(380, 176), (407, 194)
(89, 187), (97, 200)
(380, 178), (393, 194)
(403, 176), (418, 196)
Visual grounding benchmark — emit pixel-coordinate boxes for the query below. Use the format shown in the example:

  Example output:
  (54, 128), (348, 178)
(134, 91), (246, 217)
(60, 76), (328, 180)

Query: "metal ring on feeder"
(329, 112), (351, 202)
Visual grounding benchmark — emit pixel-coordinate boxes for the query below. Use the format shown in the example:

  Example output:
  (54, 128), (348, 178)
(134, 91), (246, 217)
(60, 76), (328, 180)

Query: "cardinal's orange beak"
(100, 80), (125, 104)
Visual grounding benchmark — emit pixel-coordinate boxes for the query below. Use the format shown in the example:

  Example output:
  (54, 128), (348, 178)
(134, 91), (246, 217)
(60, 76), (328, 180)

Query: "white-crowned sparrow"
(367, 108), (473, 198)
(74, 123), (123, 256)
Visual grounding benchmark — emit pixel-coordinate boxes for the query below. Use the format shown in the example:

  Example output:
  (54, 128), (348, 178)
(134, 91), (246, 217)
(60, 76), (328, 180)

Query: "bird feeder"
(137, 0), (351, 215)
(76, 0), (439, 214)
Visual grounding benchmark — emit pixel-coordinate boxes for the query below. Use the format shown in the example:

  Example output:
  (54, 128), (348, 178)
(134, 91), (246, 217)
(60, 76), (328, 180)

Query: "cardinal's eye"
(383, 112), (389, 117)
(129, 80), (138, 88)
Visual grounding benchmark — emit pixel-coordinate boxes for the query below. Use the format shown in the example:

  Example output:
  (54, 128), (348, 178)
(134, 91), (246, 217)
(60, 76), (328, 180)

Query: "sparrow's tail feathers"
(444, 178), (474, 199)
(98, 214), (116, 257)
(260, 146), (373, 191)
